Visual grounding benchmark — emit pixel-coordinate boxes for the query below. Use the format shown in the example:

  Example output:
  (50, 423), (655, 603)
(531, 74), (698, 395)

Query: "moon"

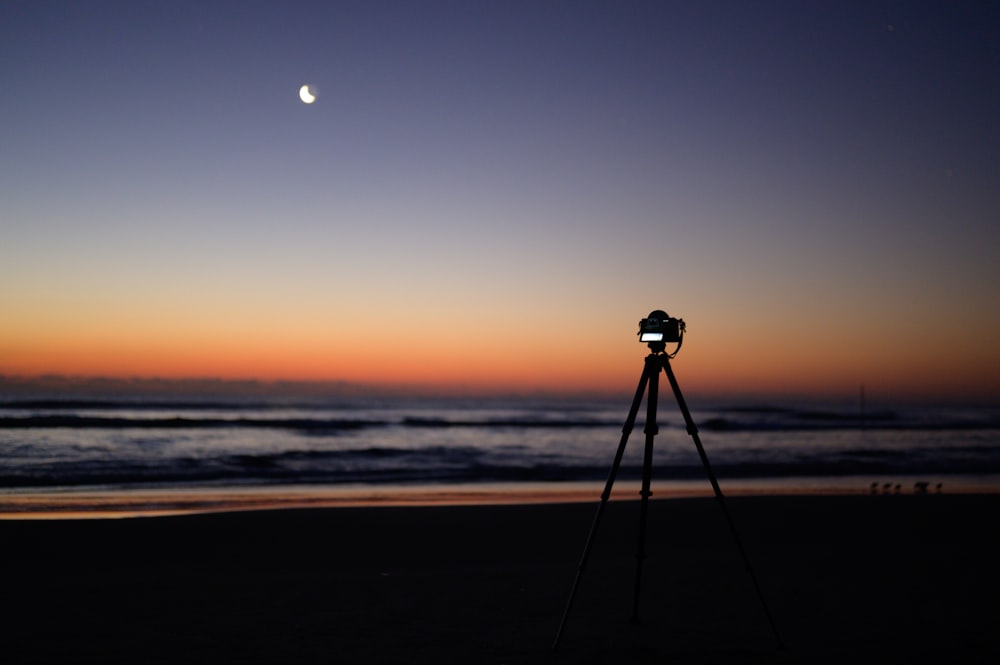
(298, 84), (316, 104)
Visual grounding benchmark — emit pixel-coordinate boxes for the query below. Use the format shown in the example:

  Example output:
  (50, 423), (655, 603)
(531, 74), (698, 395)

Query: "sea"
(2, 391), (998, 517)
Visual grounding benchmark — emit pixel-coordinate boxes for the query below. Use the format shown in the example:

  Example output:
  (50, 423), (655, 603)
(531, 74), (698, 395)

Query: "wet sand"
(3, 494), (998, 663)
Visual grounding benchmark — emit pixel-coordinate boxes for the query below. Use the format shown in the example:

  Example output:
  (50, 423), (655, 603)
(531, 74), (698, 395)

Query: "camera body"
(638, 310), (684, 343)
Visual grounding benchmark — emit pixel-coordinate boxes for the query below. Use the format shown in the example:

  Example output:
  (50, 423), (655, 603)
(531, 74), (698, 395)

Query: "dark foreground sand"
(3, 494), (998, 664)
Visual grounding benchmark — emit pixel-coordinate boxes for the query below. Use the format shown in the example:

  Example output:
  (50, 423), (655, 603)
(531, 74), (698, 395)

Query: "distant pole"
(859, 383), (866, 429)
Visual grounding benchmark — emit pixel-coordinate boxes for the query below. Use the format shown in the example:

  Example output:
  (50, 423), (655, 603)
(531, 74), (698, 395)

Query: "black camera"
(638, 310), (684, 344)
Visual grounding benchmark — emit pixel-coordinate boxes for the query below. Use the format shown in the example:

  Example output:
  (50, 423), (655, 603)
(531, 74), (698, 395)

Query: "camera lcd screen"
(639, 332), (665, 342)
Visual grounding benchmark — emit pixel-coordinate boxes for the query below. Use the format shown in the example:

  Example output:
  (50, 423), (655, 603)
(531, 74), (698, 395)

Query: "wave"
(0, 415), (382, 432)
(697, 417), (1000, 432)
(3, 411), (998, 432)
(2, 398), (997, 491)
(0, 399), (277, 411)
(3, 443), (996, 489)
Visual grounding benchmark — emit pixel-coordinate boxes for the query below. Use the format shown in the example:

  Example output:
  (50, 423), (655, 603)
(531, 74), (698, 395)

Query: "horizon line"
(1, 372), (996, 407)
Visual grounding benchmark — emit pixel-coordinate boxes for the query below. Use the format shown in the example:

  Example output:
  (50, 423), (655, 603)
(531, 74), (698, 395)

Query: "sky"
(2, 1), (998, 402)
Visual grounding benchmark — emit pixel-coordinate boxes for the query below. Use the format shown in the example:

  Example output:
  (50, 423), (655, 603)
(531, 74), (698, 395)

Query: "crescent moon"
(299, 85), (316, 104)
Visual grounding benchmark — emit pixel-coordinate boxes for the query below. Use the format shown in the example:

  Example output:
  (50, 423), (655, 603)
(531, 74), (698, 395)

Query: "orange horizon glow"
(4, 327), (998, 403)
(3, 285), (998, 402)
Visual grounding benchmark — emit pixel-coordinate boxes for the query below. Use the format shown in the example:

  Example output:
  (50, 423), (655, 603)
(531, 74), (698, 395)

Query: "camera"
(638, 310), (684, 343)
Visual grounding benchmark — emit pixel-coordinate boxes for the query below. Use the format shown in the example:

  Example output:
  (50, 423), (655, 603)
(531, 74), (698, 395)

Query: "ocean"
(2, 392), (998, 516)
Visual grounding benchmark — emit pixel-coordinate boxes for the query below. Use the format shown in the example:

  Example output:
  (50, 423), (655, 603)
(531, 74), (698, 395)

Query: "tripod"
(552, 342), (783, 651)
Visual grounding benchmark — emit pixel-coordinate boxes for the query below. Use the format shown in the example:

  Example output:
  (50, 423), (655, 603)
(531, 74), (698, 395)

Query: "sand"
(3, 494), (998, 664)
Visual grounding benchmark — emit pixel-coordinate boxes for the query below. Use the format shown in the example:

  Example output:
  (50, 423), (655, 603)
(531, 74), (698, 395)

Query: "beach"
(3, 494), (998, 664)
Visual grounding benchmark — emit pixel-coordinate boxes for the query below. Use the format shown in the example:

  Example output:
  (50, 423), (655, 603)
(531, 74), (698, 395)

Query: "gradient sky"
(2, 1), (998, 401)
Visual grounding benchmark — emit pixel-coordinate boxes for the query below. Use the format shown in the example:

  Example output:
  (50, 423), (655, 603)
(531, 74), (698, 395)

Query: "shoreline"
(2, 474), (997, 519)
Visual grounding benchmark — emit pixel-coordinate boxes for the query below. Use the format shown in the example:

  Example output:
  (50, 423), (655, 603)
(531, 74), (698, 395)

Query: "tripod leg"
(660, 356), (785, 650)
(552, 360), (651, 651)
(631, 354), (659, 623)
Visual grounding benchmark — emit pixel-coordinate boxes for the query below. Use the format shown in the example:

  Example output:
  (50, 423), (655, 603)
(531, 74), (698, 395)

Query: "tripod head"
(638, 310), (685, 357)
